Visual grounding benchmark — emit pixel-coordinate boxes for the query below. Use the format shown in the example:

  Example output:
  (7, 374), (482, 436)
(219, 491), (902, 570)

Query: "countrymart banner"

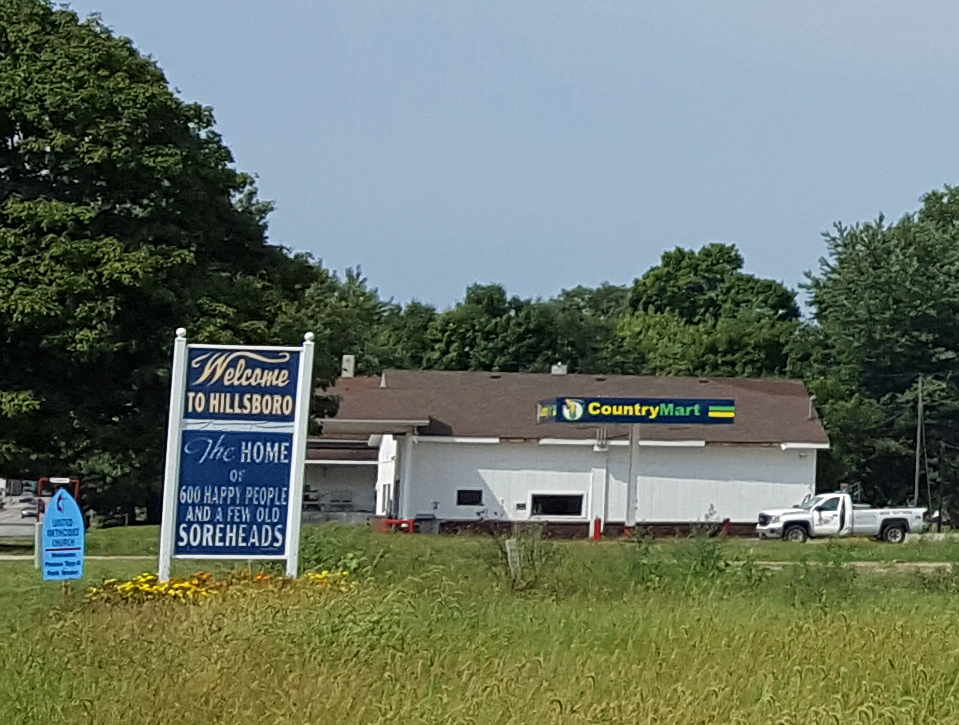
(537, 397), (736, 425)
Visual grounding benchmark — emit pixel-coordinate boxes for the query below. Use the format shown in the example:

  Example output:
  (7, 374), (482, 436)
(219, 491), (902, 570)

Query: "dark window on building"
(531, 494), (583, 517)
(456, 489), (483, 506)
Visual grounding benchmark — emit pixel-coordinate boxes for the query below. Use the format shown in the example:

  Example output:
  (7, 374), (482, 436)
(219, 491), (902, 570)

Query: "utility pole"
(914, 376), (923, 506)
(938, 440), (946, 533)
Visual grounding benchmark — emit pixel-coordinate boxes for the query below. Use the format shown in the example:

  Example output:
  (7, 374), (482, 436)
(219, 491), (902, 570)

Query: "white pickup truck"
(756, 492), (925, 544)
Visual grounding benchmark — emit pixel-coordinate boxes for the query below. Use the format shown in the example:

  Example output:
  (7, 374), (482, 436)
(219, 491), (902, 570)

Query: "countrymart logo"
(538, 397), (736, 425)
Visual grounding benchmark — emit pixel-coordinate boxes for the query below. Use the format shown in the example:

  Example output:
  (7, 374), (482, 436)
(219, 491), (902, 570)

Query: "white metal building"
(315, 369), (829, 535)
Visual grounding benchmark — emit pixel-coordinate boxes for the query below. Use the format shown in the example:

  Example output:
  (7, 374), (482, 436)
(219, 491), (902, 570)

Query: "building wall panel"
(403, 441), (599, 522)
(397, 439), (817, 526)
(605, 446), (630, 522)
(636, 446), (815, 523)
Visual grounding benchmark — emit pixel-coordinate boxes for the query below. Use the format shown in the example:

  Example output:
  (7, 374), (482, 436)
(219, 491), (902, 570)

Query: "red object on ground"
(592, 518), (602, 541)
(383, 518), (416, 533)
(723, 518), (731, 536)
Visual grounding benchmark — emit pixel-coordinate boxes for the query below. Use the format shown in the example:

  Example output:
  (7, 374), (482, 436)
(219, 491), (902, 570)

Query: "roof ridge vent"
(380, 371), (387, 388)
(551, 362), (568, 375)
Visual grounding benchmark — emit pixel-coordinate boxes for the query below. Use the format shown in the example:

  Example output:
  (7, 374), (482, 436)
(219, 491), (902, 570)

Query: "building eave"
(320, 418), (430, 435)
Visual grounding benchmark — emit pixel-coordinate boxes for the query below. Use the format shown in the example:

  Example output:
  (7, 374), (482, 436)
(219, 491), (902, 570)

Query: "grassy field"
(0, 524), (159, 556)
(4, 527), (959, 724)
(9, 523), (959, 562)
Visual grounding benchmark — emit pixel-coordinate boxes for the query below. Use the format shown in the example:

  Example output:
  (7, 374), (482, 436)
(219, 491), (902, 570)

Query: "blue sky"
(68, 1), (959, 309)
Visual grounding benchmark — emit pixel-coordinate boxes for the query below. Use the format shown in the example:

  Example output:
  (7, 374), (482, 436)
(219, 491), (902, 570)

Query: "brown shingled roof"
(319, 370), (829, 446)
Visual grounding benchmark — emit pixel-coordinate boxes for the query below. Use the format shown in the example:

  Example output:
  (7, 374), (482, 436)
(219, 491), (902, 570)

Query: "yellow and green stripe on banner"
(707, 404), (736, 419)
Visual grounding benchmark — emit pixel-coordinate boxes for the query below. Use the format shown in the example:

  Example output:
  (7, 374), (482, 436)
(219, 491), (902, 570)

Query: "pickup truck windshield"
(798, 496), (826, 511)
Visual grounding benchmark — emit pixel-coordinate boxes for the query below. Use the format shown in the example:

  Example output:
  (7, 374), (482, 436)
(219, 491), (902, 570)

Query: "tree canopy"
(0, 1), (316, 516)
(604, 244), (800, 377)
(799, 187), (959, 508)
(3, 0), (958, 515)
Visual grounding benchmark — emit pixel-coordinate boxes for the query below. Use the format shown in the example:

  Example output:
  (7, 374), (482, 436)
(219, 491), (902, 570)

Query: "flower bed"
(85, 569), (351, 603)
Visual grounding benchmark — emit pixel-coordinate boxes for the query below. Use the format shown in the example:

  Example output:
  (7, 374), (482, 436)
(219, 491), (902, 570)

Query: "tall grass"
(3, 526), (959, 724)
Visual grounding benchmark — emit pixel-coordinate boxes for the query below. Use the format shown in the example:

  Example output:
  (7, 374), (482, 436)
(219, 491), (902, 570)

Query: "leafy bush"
(628, 533), (769, 595)
(299, 524), (378, 578)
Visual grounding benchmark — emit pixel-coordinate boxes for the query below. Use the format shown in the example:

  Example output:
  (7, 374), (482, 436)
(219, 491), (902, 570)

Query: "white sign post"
(158, 329), (314, 580)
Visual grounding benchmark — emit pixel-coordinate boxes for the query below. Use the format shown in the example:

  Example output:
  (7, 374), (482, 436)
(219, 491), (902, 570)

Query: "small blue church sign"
(41, 489), (85, 581)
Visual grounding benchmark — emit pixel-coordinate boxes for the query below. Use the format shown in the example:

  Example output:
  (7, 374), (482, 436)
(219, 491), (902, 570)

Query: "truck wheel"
(881, 524), (906, 544)
(784, 525), (807, 543)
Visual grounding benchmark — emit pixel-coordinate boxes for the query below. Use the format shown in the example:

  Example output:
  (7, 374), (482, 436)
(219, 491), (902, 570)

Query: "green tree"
(425, 284), (518, 371)
(608, 244), (800, 376)
(628, 243), (798, 324)
(0, 1), (316, 516)
(550, 284), (629, 372)
(603, 311), (705, 376)
(371, 301), (438, 370)
(801, 188), (959, 507)
(422, 283), (618, 373)
(275, 267), (398, 383)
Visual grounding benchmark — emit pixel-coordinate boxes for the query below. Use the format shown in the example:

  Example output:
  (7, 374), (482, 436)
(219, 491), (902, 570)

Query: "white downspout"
(400, 434), (415, 520)
(625, 424), (639, 529)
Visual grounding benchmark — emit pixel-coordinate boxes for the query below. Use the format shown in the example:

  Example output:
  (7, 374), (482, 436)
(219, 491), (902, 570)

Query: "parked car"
(20, 507), (37, 518)
(756, 492), (926, 544)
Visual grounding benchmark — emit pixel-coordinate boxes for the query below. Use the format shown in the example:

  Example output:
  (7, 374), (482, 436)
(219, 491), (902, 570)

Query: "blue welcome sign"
(184, 347), (300, 423)
(41, 489), (85, 581)
(538, 397), (736, 425)
(175, 430), (293, 557)
(159, 331), (315, 580)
